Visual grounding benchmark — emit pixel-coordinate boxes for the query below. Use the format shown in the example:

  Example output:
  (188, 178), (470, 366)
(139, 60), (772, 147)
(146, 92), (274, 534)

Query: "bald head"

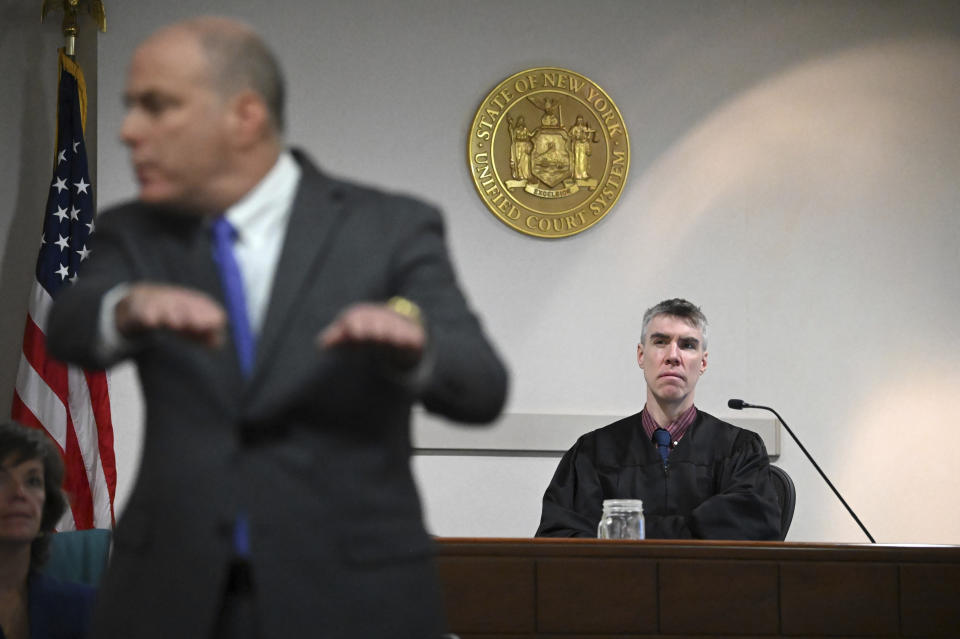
(149, 17), (286, 134)
(121, 17), (287, 212)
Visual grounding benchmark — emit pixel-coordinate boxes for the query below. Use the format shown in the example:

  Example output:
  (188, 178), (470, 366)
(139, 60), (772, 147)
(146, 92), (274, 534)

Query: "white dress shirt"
(223, 151), (301, 333)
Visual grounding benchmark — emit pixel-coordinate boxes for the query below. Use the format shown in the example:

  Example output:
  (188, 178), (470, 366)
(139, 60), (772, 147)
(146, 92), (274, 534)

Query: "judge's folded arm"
(685, 440), (782, 541)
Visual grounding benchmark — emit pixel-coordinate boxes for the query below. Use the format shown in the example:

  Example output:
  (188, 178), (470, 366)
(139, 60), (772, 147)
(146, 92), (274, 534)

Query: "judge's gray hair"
(640, 298), (708, 349)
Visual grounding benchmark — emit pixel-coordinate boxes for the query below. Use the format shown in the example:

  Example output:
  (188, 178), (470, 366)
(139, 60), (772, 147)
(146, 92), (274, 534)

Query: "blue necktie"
(211, 216), (255, 377)
(233, 509), (250, 559)
(653, 428), (671, 467)
(211, 217), (254, 559)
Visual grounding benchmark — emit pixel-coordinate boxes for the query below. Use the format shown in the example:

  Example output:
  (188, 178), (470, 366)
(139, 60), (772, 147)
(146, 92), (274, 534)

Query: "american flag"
(11, 50), (117, 530)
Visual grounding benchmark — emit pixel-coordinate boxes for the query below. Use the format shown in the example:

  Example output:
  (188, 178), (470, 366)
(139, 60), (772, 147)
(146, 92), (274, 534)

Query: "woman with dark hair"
(0, 421), (95, 639)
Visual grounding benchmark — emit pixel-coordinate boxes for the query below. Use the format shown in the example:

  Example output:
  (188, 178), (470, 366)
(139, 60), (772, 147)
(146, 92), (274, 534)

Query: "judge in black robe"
(535, 409), (781, 539)
(536, 298), (781, 541)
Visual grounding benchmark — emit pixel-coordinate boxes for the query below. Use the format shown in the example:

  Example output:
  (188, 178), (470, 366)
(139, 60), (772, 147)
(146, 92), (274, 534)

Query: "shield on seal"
(530, 128), (571, 188)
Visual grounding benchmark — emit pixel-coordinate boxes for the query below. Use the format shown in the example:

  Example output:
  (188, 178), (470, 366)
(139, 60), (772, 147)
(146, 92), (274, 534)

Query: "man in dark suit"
(47, 16), (507, 639)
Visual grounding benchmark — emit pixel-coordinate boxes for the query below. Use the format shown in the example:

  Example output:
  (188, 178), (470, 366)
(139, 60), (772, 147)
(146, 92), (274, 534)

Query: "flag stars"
(53, 205), (69, 222)
(53, 177), (68, 193)
(55, 234), (70, 251)
(57, 149), (68, 164)
(69, 206), (81, 221)
(55, 263), (70, 280)
(76, 245), (91, 261)
(86, 219), (95, 234)
(74, 178), (90, 194)
(73, 140), (81, 153)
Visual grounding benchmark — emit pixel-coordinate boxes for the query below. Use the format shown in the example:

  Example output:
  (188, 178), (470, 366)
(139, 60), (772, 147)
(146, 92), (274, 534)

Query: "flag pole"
(41, 0), (107, 56)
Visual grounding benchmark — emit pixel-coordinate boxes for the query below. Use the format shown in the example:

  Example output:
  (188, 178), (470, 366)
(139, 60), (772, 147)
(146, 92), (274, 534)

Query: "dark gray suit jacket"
(47, 152), (508, 639)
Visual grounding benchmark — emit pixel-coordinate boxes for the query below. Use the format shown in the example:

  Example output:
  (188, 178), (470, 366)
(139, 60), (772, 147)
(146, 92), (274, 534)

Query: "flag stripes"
(11, 49), (116, 530)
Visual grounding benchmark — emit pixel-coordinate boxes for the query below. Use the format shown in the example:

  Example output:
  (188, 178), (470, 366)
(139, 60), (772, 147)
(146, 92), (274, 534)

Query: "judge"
(536, 298), (780, 540)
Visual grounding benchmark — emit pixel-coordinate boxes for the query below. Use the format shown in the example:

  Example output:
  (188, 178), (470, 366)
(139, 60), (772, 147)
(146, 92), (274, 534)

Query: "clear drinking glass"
(597, 499), (645, 539)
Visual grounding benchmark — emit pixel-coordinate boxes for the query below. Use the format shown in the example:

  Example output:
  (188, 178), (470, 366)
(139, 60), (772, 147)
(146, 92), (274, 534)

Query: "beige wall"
(4, 1), (960, 543)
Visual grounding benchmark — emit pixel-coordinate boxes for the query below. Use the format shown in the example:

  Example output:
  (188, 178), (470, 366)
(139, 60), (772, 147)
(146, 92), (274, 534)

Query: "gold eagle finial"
(41, 0), (107, 54)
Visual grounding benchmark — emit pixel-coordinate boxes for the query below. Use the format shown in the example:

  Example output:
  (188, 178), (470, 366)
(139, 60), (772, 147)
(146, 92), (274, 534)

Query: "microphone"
(728, 398), (876, 543)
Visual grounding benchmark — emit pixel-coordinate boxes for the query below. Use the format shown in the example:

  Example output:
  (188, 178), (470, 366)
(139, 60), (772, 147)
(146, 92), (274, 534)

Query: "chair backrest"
(768, 465), (796, 541)
(42, 528), (112, 586)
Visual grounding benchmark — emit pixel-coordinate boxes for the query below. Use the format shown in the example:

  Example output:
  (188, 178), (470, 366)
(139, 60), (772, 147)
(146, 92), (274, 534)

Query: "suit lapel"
(180, 216), (226, 301)
(251, 154), (348, 384)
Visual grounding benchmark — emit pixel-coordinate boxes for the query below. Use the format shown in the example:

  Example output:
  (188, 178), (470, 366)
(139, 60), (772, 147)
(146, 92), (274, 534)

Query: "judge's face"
(0, 456), (46, 545)
(637, 314), (708, 408)
(120, 29), (235, 213)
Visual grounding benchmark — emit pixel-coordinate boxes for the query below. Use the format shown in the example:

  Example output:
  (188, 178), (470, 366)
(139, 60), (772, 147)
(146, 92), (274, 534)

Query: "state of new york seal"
(468, 67), (630, 238)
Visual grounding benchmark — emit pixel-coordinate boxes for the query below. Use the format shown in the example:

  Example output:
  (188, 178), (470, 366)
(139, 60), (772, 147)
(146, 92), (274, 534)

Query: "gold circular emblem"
(468, 67), (630, 238)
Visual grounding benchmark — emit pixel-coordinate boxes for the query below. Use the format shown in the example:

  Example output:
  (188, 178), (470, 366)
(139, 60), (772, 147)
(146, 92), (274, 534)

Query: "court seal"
(468, 67), (630, 238)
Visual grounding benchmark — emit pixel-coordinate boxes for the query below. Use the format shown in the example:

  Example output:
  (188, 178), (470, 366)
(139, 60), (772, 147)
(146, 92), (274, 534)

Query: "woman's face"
(0, 455), (46, 545)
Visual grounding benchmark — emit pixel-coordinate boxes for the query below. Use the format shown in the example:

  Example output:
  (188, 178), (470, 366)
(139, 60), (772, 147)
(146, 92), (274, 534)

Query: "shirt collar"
(641, 404), (698, 448)
(224, 150), (301, 242)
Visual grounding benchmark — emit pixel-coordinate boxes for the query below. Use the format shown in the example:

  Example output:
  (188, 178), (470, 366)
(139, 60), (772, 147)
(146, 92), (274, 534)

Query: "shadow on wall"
(621, 36), (960, 272)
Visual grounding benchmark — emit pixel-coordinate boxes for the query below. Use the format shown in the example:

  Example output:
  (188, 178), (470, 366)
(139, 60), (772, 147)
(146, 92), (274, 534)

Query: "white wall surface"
(4, 1), (960, 544)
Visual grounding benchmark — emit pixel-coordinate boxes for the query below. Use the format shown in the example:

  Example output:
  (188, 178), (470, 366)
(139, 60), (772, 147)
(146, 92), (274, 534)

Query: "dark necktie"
(211, 216), (255, 377)
(211, 217), (254, 560)
(653, 428), (671, 467)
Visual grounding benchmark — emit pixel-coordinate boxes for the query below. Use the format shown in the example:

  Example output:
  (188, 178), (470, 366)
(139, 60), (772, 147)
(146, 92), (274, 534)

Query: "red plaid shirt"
(641, 404), (697, 449)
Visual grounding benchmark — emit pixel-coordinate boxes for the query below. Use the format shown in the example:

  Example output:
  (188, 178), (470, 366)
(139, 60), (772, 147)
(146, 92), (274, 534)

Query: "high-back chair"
(768, 465), (796, 541)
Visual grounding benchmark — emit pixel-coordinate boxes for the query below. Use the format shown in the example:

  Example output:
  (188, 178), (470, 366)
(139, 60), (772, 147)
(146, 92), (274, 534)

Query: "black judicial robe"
(536, 410), (781, 540)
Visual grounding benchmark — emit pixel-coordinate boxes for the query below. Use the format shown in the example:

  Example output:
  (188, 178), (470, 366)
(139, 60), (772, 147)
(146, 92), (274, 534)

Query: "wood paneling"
(780, 562), (899, 636)
(900, 563), (960, 637)
(537, 558), (657, 633)
(436, 557), (535, 634)
(436, 538), (960, 638)
(660, 559), (779, 635)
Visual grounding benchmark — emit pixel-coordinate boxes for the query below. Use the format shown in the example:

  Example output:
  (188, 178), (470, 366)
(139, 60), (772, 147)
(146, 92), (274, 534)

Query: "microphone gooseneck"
(728, 398), (876, 544)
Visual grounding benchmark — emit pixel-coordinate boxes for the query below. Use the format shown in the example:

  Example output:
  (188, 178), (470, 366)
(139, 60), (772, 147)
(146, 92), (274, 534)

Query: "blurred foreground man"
(536, 298), (778, 539)
(48, 16), (506, 639)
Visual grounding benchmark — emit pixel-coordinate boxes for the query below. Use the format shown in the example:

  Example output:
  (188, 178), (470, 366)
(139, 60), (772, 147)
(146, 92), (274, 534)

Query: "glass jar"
(597, 498), (645, 539)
